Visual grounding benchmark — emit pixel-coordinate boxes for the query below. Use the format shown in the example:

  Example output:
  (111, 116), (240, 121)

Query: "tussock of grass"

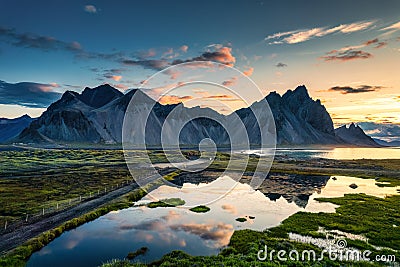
(126, 247), (148, 260)
(147, 198), (185, 208)
(189, 205), (210, 213)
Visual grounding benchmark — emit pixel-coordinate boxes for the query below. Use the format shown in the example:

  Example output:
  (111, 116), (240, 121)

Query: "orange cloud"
(159, 95), (193, 104)
(113, 84), (128, 90)
(111, 75), (122, 81)
(205, 94), (233, 99)
(243, 67), (254, 76)
(221, 204), (238, 215)
(37, 83), (59, 92)
(180, 45), (189, 52)
(222, 76), (238, 86)
(172, 46), (235, 67)
(374, 41), (387, 49)
(212, 47), (236, 66)
(170, 222), (234, 247)
(321, 50), (372, 62)
(363, 38), (378, 46)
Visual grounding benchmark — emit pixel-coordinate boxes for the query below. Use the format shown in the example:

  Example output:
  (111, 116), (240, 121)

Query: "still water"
(243, 147), (400, 160)
(27, 175), (400, 267)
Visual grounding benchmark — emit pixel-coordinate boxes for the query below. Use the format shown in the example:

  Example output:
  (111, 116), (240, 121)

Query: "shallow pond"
(27, 175), (400, 267)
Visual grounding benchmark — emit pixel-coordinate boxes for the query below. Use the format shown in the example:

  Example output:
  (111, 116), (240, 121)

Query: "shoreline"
(1, 156), (399, 265)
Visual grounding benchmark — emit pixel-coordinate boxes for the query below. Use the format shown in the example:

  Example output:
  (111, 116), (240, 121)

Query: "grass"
(0, 186), (151, 267)
(0, 149), (200, 226)
(1, 149), (400, 266)
(99, 193), (399, 267)
(147, 198), (185, 208)
(189, 205), (210, 213)
(126, 247), (148, 260)
(266, 194), (400, 250)
(162, 170), (181, 181)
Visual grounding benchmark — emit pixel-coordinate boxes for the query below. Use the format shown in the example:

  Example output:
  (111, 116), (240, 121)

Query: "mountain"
(357, 122), (400, 145)
(79, 84), (124, 108)
(335, 123), (381, 147)
(0, 114), (34, 142)
(242, 85), (339, 145)
(373, 138), (400, 147)
(13, 84), (378, 147)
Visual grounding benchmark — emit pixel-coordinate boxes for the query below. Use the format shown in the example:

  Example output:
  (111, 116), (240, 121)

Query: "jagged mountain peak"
(79, 84), (124, 108)
(9, 84), (379, 147)
(335, 123), (380, 147)
(20, 114), (32, 119)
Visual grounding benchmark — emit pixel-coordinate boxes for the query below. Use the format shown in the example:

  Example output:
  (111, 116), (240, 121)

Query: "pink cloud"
(159, 95), (193, 104)
(243, 67), (254, 76)
(180, 45), (189, 52)
(222, 76), (238, 86)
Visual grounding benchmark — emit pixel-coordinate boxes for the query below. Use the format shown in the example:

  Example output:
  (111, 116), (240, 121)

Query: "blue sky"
(0, 0), (399, 124)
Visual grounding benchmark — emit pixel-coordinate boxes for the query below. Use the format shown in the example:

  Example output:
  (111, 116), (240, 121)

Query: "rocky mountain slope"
(12, 84), (380, 147)
(0, 114), (34, 142)
(335, 123), (381, 147)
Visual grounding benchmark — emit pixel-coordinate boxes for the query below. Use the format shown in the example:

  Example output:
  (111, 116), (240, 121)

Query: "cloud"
(205, 94), (233, 99)
(0, 80), (62, 108)
(113, 83), (128, 90)
(159, 95), (193, 104)
(363, 38), (378, 46)
(128, 219), (166, 231)
(374, 41), (387, 49)
(121, 59), (169, 70)
(361, 38), (387, 49)
(103, 74), (122, 81)
(0, 26), (83, 52)
(328, 85), (383, 94)
(221, 204), (238, 215)
(0, 27), (171, 72)
(172, 46), (236, 67)
(321, 37), (388, 62)
(381, 21), (400, 31)
(321, 50), (372, 62)
(179, 45), (188, 52)
(265, 20), (375, 44)
(84, 5), (97, 13)
(163, 48), (174, 57)
(170, 222), (233, 247)
(136, 48), (156, 59)
(0, 27), (236, 74)
(275, 62), (287, 68)
(222, 76), (238, 87)
(243, 67), (254, 76)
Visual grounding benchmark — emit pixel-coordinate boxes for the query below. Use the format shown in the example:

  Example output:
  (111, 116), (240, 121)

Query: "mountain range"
(0, 114), (34, 142)
(1, 84), (381, 147)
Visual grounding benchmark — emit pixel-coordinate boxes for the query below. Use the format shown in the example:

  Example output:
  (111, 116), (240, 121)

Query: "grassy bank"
(101, 193), (399, 266)
(0, 186), (150, 267)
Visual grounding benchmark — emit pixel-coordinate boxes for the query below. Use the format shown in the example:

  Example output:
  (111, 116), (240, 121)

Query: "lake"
(26, 174), (400, 267)
(242, 147), (400, 160)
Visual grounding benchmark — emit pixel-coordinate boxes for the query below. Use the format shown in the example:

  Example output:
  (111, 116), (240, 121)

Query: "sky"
(0, 0), (399, 126)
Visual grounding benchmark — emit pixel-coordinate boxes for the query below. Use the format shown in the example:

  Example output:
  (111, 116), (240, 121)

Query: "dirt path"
(0, 180), (141, 255)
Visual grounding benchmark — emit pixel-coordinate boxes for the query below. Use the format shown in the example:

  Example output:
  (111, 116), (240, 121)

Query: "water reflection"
(257, 174), (331, 208)
(242, 147), (400, 160)
(27, 174), (400, 267)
